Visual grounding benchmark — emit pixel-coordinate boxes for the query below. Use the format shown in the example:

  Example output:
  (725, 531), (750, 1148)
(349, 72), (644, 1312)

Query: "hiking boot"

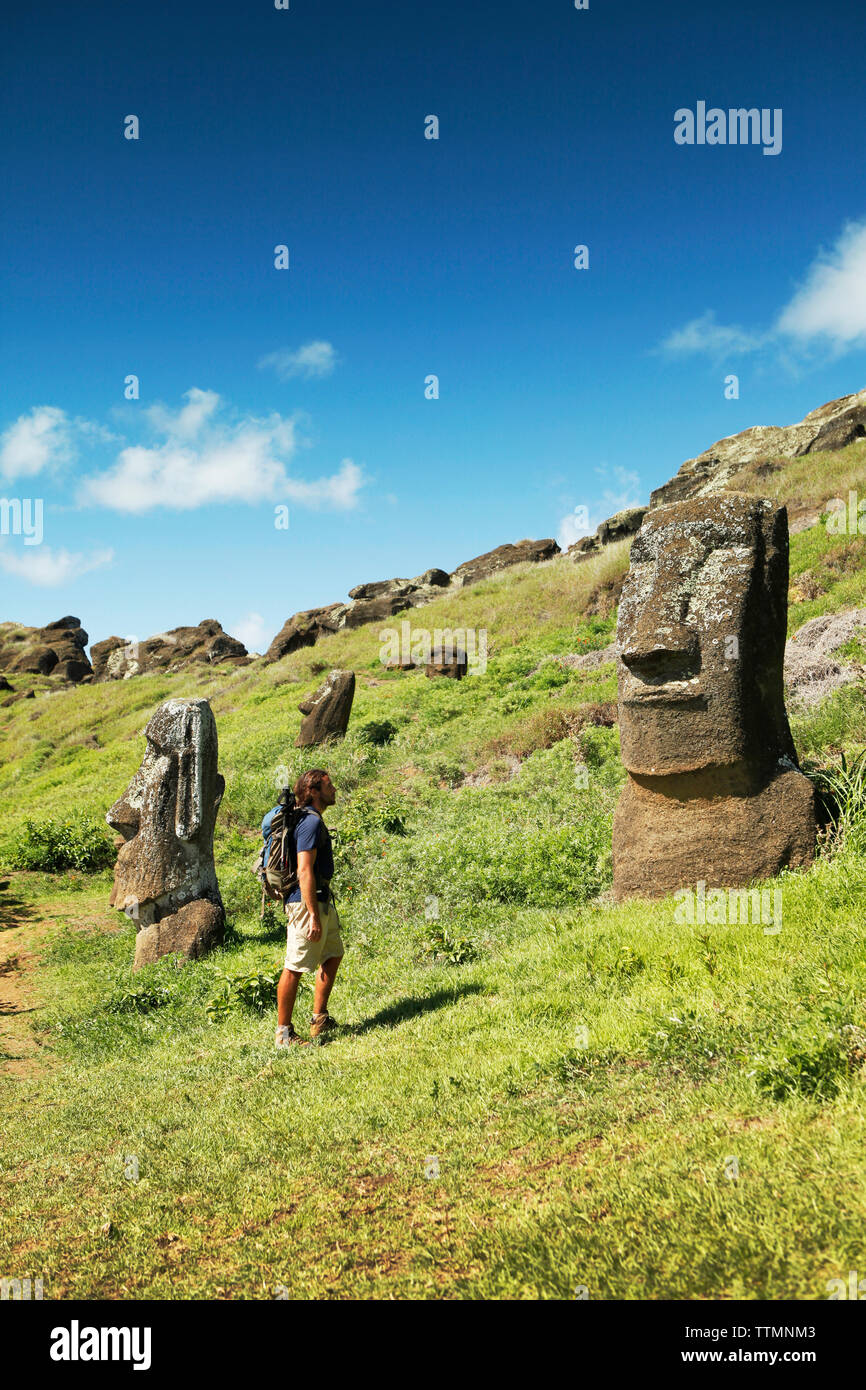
(275, 1023), (308, 1048)
(310, 1012), (338, 1040)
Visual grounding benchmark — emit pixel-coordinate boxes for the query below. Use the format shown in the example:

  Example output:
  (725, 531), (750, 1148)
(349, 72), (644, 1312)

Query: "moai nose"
(620, 620), (698, 670)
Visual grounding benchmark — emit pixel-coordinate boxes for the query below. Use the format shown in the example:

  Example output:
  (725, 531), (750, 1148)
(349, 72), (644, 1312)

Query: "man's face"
(319, 773), (336, 806)
(616, 498), (771, 776)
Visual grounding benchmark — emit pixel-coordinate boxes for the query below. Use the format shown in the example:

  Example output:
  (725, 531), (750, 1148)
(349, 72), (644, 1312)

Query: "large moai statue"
(107, 698), (225, 969)
(612, 494), (816, 899)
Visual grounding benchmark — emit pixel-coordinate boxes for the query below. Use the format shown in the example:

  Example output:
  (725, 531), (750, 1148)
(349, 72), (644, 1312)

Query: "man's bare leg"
(312, 955), (341, 1017)
(277, 968), (303, 1027)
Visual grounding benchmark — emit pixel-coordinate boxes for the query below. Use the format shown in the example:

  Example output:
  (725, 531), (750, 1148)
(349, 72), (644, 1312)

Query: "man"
(275, 768), (344, 1047)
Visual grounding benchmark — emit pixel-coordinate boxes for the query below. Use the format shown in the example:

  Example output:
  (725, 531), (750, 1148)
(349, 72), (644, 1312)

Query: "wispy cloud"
(658, 218), (866, 362)
(658, 310), (766, 359)
(231, 611), (269, 653)
(0, 544), (114, 587)
(80, 388), (365, 513)
(258, 340), (339, 380)
(556, 465), (644, 549)
(0, 406), (73, 481)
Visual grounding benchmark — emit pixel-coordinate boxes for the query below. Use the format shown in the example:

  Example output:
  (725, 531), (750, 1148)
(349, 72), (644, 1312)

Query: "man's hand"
(306, 916), (322, 942)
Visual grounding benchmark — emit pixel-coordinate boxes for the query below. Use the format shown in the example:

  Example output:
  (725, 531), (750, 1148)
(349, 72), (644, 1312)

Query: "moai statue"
(612, 494), (816, 900)
(296, 669), (355, 747)
(107, 698), (225, 969)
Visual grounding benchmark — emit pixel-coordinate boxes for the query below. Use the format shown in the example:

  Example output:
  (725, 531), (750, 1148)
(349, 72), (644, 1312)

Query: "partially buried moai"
(107, 697), (225, 968)
(612, 494), (816, 900)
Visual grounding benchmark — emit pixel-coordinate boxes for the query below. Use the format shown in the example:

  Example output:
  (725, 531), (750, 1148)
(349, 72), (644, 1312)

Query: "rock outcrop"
(570, 508), (647, 559)
(612, 494), (816, 900)
(0, 616), (92, 683)
(264, 548), (557, 663)
(106, 698), (225, 969)
(92, 620), (248, 680)
(451, 539), (559, 587)
(649, 388), (866, 511)
(296, 669), (356, 747)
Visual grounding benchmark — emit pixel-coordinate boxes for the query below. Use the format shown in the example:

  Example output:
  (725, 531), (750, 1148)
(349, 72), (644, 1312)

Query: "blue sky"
(2, 0), (866, 654)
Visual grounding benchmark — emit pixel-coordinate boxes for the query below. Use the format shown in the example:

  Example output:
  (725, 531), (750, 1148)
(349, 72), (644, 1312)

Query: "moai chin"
(612, 494), (816, 900)
(107, 697), (226, 968)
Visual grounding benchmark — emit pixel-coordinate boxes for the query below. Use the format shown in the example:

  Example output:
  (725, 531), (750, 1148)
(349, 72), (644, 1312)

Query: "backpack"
(253, 791), (309, 914)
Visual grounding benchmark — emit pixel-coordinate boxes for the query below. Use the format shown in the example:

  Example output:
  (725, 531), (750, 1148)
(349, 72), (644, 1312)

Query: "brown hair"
(294, 768), (329, 808)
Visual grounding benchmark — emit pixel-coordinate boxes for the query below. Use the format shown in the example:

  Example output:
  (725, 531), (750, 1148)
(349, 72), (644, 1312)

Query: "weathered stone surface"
(133, 898), (224, 970)
(451, 539), (560, 587)
(0, 617), (91, 682)
(612, 494), (816, 899)
(264, 604), (349, 663)
(106, 698), (225, 968)
(649, 388), (866, 510)
(92, 620), (247, 681)
(296, 669), (355, 747)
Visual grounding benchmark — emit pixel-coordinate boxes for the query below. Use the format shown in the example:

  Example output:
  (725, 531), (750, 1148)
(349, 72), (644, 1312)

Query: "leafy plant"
(6, 813), (116, 873)
(207, 967), (282, 1022)
(104, 984), (172, 1015)
(422, 924), (478, 966)
(357, 719), (398, 746)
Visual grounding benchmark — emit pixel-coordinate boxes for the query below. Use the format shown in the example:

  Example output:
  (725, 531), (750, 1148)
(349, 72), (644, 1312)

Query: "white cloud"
(258, 341), (339, 380)
(0, 544), (113, 587)
(80, 389), (365, 514)
(232, 611), (268, 653)
(0, 406), (73, 481)
(557, 466), (644, 549)
(776, 219), (866, 349)
(658, 311), (765, 358)
(659, 219), (866, 361)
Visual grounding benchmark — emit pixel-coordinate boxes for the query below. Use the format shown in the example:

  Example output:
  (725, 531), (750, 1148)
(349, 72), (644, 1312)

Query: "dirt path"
(0, 875), (111, 1080)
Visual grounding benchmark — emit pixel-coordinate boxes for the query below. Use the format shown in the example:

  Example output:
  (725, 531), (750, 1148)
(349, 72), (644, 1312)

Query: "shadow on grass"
(350, 983), (484, 1036)
(0, 882), (39, 932)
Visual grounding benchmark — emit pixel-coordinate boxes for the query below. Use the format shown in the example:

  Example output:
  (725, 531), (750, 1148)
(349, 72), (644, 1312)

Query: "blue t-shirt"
(286, 808), (334, 902)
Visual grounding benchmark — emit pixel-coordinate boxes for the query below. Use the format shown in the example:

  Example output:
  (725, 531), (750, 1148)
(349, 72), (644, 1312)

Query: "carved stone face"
(616, 494), (794, 776)
(107, 698), (223, 920)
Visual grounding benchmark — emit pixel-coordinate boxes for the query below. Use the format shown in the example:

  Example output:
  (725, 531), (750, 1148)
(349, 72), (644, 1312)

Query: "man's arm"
(297, 848), (321, 940)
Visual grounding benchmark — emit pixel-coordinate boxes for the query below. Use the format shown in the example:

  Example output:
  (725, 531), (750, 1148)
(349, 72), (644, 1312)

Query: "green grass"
(2, 449), (866, 1299)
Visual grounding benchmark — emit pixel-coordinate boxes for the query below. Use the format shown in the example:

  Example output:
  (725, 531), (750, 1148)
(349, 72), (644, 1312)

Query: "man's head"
(294, 768), (336, 812)
(616, 493), (795, 777)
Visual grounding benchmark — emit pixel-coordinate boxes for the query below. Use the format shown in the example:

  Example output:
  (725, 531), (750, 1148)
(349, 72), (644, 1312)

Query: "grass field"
(2, 457), (866, 1300)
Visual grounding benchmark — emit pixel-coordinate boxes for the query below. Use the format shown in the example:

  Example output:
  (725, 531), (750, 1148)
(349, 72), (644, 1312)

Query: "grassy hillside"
(2, 452), (866, 1300)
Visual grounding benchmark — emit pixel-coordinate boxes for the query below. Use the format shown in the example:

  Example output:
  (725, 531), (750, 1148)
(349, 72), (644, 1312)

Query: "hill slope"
(1, 439), (866, 1299)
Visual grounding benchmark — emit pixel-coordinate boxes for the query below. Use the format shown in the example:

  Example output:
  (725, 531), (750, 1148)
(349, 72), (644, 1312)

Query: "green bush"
(6, 813), (115, 873)
(357, 719), (398, 746)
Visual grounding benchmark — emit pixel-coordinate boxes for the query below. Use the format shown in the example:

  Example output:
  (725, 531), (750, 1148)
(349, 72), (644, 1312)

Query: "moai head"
(616, 494), (796, 777)
(107, 698), (224, 920)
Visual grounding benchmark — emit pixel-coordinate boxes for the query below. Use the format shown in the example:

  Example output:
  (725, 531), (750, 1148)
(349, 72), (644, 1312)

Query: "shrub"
(6, 814), (115, 873)
(357, 719), (398, 746)
(207, 967), (282, 1022)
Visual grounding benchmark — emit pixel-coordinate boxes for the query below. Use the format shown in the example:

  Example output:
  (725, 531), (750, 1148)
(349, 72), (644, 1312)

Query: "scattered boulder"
(92, 620), (248, 680)
(451, 539), (560, 587)
(784, 608), (866, 709)
(296, 669), (356, 747)
(264, 604), (350, 662)
(106, 698), (225, 969)
(570, 508), (647, 559)
(612, 495), (816, 900)
(0, 616), (92, 683)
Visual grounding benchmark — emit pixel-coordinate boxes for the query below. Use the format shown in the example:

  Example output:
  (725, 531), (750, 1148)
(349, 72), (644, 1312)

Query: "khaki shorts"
(283, 897), (345, 974)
